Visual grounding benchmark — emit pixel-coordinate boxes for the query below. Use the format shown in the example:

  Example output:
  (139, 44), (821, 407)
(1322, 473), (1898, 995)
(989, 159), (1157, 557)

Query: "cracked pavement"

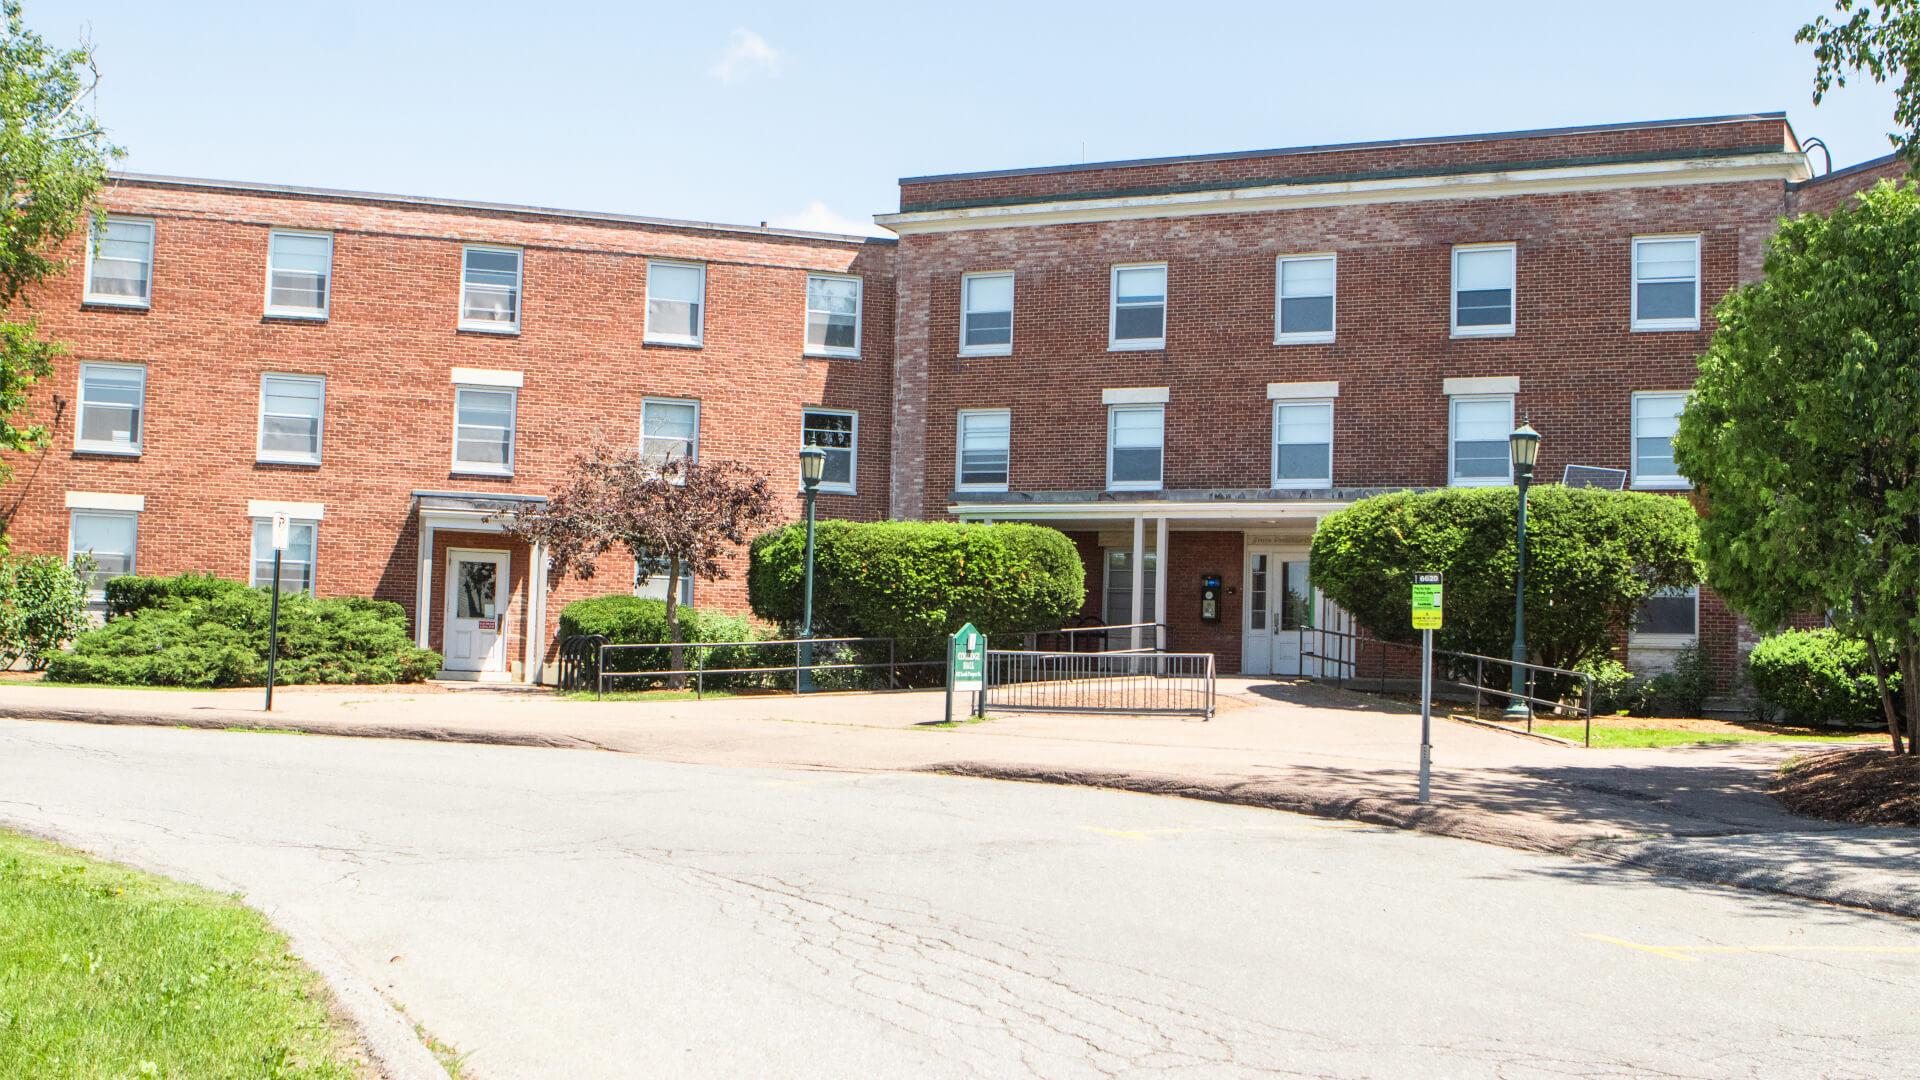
(2, 718), (1916, 1078)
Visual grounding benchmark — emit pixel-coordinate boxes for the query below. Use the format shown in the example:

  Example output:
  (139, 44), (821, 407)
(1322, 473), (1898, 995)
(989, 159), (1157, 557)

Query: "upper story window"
(1273, 400), (1334, 488)
(1449, 394), (1513, 486)
(1632, 236), (1701, 331)
(251, 517), (318, 594)
(1632, 392), (1688, 489)
(257, 373), (326, 465)
(76, 362), (145, 456)
(265, 230), (333, 319)
(460, 245), (522, 333)
(85, 216), (154, 307)
(452, 385), (517, 476)
(960, 272), (1014, 356)
(69, 509), (137, 608)
(1107, 403), (1165, 491)
(805, 274), (862, 358)
(1109, 263), (1167, 351)
(801, 408), (857, 494)
(645, 260), (706, 346)
(640, 398), (700, 471)
(1275, 255), (1335, 343)
(1451, 243), (1515, 337)
(955, 409), (1010, 492)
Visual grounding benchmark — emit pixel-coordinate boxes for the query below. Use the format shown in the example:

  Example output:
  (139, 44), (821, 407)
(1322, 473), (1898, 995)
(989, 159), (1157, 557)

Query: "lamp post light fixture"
(798, 446), (827, 693)
(1505, 418), (1542, 720)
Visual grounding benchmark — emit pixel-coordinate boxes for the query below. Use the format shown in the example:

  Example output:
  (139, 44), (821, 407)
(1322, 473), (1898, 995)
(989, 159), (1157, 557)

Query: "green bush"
(0, 555), (92, 670)
(1748, 629), (1891, 728)
(45, 581), (441, 687)
(1641, 643), (1715, 718)
(104, 571), (247, 618)
(1576, 656), (1650, 716)
(558, 596), (768, 683)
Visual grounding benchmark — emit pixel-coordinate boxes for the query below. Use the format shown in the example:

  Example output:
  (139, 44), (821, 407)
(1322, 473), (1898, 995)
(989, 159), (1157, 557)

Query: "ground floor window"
(69, 510), (137, 609)
(1102, 548), (1158, 646)
(251, 519), (317, 594)
(633, 548), (693, 607)
(1632, 585), (1698, 641)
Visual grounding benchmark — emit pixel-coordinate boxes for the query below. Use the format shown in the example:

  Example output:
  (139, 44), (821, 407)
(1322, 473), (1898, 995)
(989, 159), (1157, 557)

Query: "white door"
(1243, 548), (1318, 676)
(443, 550), (509, 673)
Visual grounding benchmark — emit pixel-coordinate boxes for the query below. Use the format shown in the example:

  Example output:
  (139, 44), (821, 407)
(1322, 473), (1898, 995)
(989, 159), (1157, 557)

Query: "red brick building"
(7, 113), (1900, 690)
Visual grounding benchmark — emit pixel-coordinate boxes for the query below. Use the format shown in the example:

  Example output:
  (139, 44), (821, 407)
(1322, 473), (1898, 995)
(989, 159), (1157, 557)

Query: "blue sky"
(35, 0), (1903, 236)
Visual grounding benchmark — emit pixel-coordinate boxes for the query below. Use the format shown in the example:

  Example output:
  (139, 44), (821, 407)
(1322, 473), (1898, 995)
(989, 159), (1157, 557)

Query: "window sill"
(955, 485), (1010, 495)
(803, 486), (857, 497)
(263, 310), (329, 323)
(83, 296), (150, 311)
(958, 348), (1013, 359)
(1632, 478), (1692, 491)
(1107, 341), (1165, 353)
(804, 350), (861, 360)
(1631, 321), (1701, 333)
(1274, 333), (1335, 346)
(451, 466), (514, 478)
(1450, 327), (1515, 339)
(644, 337), (704, 349)
(1629, 634), (1699, 649)
(1273, 478), (1333, 490)
(73, 445), (143, 458)
(1107, 483), (1164, 493)
(1449, 477), (1511, 488)
(257, 455), (322, 468)
(458, 323), (521, 336)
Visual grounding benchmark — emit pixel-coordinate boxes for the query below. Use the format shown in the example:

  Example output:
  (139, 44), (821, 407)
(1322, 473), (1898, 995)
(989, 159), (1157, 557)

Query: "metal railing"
(1298, 625), (1594, 745)
(1024, 621), (1168, 654)
(984, 649), (1216, 719)
(594, 636), (945, 699)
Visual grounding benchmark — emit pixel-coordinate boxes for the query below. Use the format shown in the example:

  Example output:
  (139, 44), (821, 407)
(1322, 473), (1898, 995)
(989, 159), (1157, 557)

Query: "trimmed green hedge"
(47, 575), (440, 687)
(558, 596), (765, 677)
(105, 571), (246, 619)
(1748, 629), (1891, 728)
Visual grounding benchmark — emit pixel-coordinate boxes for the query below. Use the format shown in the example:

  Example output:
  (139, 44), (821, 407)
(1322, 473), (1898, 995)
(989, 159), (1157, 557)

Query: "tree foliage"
(1802, 1), (1920, 168)
(1308, 486), (1701, 677)
(0, 551), (87, 668)
(1675, 179), (1920, 752)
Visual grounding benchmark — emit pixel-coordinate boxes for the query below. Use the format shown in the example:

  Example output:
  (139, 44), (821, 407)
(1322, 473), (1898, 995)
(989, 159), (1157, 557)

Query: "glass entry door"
(1243, 549), (1315, 676)
(443, 549), (509, 673)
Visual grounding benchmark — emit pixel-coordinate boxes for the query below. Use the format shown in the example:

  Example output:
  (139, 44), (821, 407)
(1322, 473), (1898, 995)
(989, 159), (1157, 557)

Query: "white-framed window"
(84, 216), (154, 307)
(1449, 395), (1513, 486)
(1631, 235), (1701, 331)
(69, 510), (137, 608)
(1631, 391), (1689, 489)
(801, 408), (857, 494)
(633, 547), (694, 607)
(640, 398), (700, 471)
(251, 517), (317, 594)
(1102, 548), (1158, 636)
(460, 245), (522, 332)
(76, 362), (146, 456)
(264, 230), (333, 319)
(1273, 399), (1334, 488)
(1107, 404), (1165, 490)
(452, 385), (517, 476)
(955, 409), (1010, 492)
(1632, 584), (1699, 644)
(960, 271), (1014, 356)
(804, 274), (862, 358)
(257, 374), (326, 465)
(1451, 243), (1516, 337)
(1109, 263), (1167, 350)
(645, 260), (706, 346)
(1275, 255), (1335, 343)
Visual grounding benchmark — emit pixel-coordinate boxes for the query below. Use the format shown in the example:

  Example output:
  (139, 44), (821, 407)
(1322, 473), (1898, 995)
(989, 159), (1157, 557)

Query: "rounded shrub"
(1747, 629), (1891, 728)
(104, 571), (247, 619)
(557, 596), (765, 680)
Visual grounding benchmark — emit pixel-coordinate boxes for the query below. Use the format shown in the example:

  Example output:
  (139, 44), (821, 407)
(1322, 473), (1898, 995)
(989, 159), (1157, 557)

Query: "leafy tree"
(503, 448), (777, 675)
(1675, 180), (1920, 753)
(0, 551), (88, 668)
(1308, 486), (1701, 684)
(0, 1), (119, 482)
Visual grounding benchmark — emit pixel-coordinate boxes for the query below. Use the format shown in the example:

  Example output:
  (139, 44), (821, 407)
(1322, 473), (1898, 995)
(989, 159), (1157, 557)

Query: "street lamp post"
(1505, 419), (1542, 720)
(798, 447), (826, 693)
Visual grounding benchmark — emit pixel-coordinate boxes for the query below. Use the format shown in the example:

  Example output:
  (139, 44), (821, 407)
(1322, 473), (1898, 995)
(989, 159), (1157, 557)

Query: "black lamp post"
(1505, 418), (1542, 720)
(798, 446), (826, 693)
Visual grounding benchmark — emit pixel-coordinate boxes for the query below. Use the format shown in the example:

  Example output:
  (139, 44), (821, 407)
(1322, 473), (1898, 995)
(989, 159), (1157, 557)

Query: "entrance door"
(443, 549), (510, 674)
(1243, 548), (1317, 676)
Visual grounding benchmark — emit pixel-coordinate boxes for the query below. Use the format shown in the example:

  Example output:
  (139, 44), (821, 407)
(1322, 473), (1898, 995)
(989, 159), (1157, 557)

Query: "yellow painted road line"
(1586, 934), (1920, 961)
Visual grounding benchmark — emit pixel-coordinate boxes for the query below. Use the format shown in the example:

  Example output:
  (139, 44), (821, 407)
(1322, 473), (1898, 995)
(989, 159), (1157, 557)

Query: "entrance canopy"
(412, 491), (550, 682)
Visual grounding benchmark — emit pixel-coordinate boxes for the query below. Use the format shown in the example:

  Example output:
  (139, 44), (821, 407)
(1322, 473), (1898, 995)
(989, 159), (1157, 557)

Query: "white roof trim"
(450, 367), (525, 388)
(248, 499), (326, 521)
(65, 491), (145, 512)
(1102, 386), (1170, 405)
(1268, 381), (1340, 400)
(1444, 376), (1520, 396)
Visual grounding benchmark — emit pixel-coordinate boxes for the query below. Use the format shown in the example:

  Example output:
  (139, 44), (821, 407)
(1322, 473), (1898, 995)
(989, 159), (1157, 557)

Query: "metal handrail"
(1024, 621), (1169, 653)
(596, 635), (945, 699)
(984, 649), (1216, 719)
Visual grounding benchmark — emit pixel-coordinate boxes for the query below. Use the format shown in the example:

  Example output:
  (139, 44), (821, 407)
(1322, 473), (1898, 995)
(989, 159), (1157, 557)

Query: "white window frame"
(804, 273), (863, 359)
(1631, 391), (1691, 490)
(1450, 242), (1517, 338)
(1274, 254), (1336, 344)
(801, 407), (858, 495)
(1630, 235), (1702, 332)
(640, 396), (701, 473)
(1271, 398), (1335, 489)
(632, 548), (694, 607)
(955, 408), (1011, 493)
(451, 384), (518, 477)
(458, 244), (523, 334)
(68, 509), (138, 607)
(256, 373), (326, 466)
(75, 361), (146, 456)
(250, 516), (319, 594)
(1106, 403), (1166, 492)
(1448, 393), (1515, 487)
(1108, 262), (1168, 351)
(959, 271), (1015, 357)
(1630, 584), (1700, 648)
(84, 215), (155, 308)
(644, 259), (706, 347)
(263, 229), (334, 320)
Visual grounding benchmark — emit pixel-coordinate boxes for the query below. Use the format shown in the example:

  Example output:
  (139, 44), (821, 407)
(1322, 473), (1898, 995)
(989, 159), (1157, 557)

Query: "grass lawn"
(1529, 719), (1882, 749)
(0, 829), (365, 1078)
(564, 687), (739, 702)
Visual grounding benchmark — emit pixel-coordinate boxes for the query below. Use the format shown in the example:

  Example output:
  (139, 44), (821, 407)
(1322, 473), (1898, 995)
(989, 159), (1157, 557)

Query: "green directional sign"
(950, 622), (985, 692)
(1411, 572), (1444, 630)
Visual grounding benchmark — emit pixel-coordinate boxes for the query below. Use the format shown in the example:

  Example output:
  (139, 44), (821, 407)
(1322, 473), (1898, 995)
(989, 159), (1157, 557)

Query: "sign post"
(947, 622), (985, 725)
(265, 513), (289, 712)
(1411, 572), (1444, 803)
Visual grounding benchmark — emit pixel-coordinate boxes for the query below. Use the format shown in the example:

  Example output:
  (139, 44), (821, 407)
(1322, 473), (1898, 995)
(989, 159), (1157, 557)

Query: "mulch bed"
(1772, 748), (1920, 827)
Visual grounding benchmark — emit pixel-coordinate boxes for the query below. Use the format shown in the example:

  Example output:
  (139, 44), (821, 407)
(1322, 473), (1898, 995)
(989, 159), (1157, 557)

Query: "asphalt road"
(2, 718), (1916, 1079)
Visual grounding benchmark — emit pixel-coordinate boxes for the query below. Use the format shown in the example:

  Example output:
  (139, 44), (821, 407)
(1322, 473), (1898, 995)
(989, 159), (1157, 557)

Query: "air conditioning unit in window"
(1562, 465), (1628, 490)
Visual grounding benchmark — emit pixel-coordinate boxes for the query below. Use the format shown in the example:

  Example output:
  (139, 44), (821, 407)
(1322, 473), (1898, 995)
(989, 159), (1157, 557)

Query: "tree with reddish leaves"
(503, 445), (778, 677)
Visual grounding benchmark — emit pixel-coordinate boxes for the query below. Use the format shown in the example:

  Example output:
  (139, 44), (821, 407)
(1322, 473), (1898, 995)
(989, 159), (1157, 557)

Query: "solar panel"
(1562, 465), (1628, 490)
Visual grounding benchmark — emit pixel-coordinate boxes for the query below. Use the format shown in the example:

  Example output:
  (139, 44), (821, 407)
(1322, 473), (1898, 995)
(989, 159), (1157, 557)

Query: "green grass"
(563, 688), (739, 702)
(16, 680), (222, 692)
(0, 829), (363, 1079)
(1533, 721), (1878, 749)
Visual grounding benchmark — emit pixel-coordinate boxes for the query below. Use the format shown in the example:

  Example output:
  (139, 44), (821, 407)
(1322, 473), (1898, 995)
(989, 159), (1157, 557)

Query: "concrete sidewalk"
(6, 677), (1915, 918)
